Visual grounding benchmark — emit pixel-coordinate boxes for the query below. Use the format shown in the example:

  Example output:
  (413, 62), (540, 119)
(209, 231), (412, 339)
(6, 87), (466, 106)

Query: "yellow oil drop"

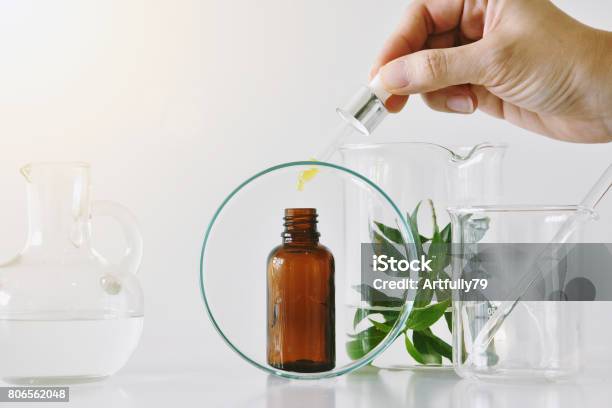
(297, 160), (320, 191)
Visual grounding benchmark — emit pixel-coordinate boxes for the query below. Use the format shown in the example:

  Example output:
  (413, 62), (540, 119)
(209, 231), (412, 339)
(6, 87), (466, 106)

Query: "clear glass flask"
(0, 162), (144, 384)
(448, 205), (596, 381)
(340, 142), (506, 369)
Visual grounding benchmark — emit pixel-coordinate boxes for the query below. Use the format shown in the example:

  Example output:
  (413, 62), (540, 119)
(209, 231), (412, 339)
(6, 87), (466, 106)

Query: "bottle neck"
(282, 208), (320, 245)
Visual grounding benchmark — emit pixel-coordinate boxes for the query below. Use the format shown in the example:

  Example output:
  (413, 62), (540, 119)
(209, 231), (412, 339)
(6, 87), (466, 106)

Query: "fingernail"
(446, 95), (474, 113)
(380, 59), (409, 90)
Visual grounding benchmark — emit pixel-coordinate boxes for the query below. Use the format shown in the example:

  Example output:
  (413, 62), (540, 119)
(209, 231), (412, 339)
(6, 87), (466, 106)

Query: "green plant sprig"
(347, 200), (454, 364)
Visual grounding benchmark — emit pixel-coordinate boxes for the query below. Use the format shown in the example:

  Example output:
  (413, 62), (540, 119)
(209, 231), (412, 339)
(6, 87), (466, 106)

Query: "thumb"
(379, 41), (488, 95)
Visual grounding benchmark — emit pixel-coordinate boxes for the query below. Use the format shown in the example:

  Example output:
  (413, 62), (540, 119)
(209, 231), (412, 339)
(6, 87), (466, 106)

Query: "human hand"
(372, 0), (612, 143)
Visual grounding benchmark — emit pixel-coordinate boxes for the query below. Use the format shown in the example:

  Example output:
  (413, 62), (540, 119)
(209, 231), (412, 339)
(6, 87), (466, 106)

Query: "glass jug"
(448, 205), (596, 381)
(340, 142), (506, 369)
(0, 162), (144, 384)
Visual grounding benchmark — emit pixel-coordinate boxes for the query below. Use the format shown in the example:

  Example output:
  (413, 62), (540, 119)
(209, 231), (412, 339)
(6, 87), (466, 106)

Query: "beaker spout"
(448, 142), (507, 163)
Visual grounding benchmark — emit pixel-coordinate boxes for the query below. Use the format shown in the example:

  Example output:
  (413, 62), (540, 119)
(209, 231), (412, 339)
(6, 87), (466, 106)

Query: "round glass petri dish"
(200, 161), (417, 379)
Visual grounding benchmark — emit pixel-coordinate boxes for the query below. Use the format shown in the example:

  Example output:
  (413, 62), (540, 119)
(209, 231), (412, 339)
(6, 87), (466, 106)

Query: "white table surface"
(4, 363), (611, 408)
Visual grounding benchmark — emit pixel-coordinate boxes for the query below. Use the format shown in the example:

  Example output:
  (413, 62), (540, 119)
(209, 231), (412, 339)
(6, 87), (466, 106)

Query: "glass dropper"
(317, 74), (392, 162)
(297, 74), (393, 190)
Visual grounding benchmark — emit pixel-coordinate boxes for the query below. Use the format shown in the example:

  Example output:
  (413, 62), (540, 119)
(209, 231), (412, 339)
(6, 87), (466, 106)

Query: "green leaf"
(440, 223), (451, 243)
(409, 201), (422, 227)
(420, 328), (452, 360)
(352, 284), (404, 307)
(435, 288), (451, 303)
(413, 330), (442, 364)
(428, 241), (450, 274)
(368, 318), (392, 333)
(374, 221), (404, 244)
(346, 326), (386, 360)
(434, 270), (452, 302)
(346, 339), (369, 360)
(404, 332), (426, 364)
(427, 199), (440, 236)
(426, 221), (452, 303)
(413, 280), (434, 308)
(380, 309), (401, 323)
(348, 312), (402, 360)
(428, 242), (451, 302)
(352, 308), (401, 330)
(406, 202), (435, 307)
(444, 311), (453, 333)
(407, 202), (424, 258)
(365, 200), (456, 365)
(372, 231), (408, 270)
(407, 299), (451, 331)
(347, 325), (384, 339)
(352, 307), (370, 330)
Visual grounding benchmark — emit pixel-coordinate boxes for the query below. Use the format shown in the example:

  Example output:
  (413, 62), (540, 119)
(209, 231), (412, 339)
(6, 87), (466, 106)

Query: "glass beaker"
(0, 162), (144, 384)
(448, 205), (597, 381)
(340, 142), (506, 368)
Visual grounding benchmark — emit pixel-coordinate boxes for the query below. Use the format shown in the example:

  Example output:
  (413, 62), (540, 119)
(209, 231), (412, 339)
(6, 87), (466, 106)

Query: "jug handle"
(92, 200), (143, 275)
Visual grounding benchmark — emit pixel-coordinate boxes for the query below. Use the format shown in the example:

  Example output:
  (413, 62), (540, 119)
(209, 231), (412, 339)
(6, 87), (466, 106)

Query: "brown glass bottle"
(267, 208), (335, 373)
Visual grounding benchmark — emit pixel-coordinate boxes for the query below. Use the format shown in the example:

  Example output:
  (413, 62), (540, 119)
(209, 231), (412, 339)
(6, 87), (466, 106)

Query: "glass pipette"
(297, 75), (392, 189)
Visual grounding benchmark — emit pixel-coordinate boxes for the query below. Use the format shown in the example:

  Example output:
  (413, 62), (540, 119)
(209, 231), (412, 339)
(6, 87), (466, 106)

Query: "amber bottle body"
(267, 208), (335, 373)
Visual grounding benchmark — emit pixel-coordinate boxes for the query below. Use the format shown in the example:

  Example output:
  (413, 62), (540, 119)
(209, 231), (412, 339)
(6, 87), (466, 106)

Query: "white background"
(0, 0), (611, 406)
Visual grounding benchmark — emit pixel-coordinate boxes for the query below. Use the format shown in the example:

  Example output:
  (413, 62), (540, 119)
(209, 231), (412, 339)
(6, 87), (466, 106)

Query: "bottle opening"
(284, 208), (316, 217)
(282, 208), (320, 241)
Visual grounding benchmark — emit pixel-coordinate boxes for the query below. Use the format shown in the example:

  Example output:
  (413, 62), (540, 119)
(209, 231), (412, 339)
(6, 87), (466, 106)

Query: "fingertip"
(379, 58), (410, 93)
(421, 86), (477, 114)
(446, 95), (475, 114)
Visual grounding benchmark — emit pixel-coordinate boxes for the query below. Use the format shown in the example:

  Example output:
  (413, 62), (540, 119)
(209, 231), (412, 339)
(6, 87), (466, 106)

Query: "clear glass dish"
(200, 161), (417, 379)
